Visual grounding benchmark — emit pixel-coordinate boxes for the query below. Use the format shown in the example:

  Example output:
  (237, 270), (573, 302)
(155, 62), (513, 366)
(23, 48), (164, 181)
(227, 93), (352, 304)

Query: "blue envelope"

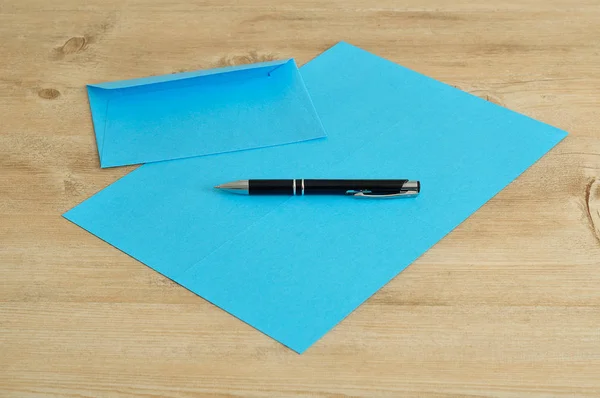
(65, 42), (567, 353)
(87, 59), (326, 168)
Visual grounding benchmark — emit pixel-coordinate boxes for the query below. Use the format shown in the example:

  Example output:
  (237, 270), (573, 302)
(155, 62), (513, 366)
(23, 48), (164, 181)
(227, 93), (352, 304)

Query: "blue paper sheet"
(87, 59), (326, 168)
(65, 42), (567, 353)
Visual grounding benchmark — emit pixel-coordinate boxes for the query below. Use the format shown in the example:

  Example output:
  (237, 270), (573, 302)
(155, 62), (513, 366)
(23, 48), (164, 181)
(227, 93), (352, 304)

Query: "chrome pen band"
(292, 179), (305, 195)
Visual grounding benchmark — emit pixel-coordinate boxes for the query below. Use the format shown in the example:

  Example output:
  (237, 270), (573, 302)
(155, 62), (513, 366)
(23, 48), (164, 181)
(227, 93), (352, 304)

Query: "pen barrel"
(247, 179), (411, 196)
(303, 179), (409, 195)
(249, 180), (295, 195)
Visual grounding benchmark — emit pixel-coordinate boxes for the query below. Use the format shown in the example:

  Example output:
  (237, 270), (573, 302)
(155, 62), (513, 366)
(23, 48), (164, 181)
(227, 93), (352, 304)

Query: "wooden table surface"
(2, 1), (600, 396)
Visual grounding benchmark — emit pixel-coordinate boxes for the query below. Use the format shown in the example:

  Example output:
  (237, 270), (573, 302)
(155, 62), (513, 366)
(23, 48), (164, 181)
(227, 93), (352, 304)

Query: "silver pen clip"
(346, 189), (420, 199)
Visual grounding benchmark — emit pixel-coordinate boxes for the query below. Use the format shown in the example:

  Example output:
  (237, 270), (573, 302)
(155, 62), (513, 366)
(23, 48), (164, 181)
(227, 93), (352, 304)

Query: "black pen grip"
(249, 179), (294, 195)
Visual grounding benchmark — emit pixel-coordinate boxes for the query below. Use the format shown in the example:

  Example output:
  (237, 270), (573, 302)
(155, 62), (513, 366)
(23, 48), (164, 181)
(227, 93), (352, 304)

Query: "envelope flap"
(86, 85), (111, 156)
(88, 59), (290, 90)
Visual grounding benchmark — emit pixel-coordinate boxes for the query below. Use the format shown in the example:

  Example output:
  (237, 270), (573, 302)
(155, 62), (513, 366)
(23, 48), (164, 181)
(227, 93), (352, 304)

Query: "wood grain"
(1, 1), (600, 397)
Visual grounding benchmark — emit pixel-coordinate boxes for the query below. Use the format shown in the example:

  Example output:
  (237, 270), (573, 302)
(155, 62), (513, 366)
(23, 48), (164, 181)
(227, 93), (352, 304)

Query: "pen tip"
(214, 185), (222, 189)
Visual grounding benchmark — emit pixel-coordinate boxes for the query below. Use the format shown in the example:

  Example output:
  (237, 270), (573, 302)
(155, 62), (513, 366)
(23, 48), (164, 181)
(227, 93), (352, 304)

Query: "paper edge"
(327, 42), (571, 138)
(293, 131), (569, 354)
(60, 211), (307, 354)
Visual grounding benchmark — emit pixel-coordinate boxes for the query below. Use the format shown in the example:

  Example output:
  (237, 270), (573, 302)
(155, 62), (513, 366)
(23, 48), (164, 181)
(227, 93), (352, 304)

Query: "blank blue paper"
(87, 59), (326, 168)
(65, 42), (567, 353)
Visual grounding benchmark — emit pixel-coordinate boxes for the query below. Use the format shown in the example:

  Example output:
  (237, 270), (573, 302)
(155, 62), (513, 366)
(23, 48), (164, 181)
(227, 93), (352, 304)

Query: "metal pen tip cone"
(213, 180), (249, 195)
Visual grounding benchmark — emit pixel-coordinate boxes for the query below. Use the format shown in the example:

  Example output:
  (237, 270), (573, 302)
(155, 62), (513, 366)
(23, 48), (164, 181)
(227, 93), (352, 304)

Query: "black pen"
(215, 179), (420, 198)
